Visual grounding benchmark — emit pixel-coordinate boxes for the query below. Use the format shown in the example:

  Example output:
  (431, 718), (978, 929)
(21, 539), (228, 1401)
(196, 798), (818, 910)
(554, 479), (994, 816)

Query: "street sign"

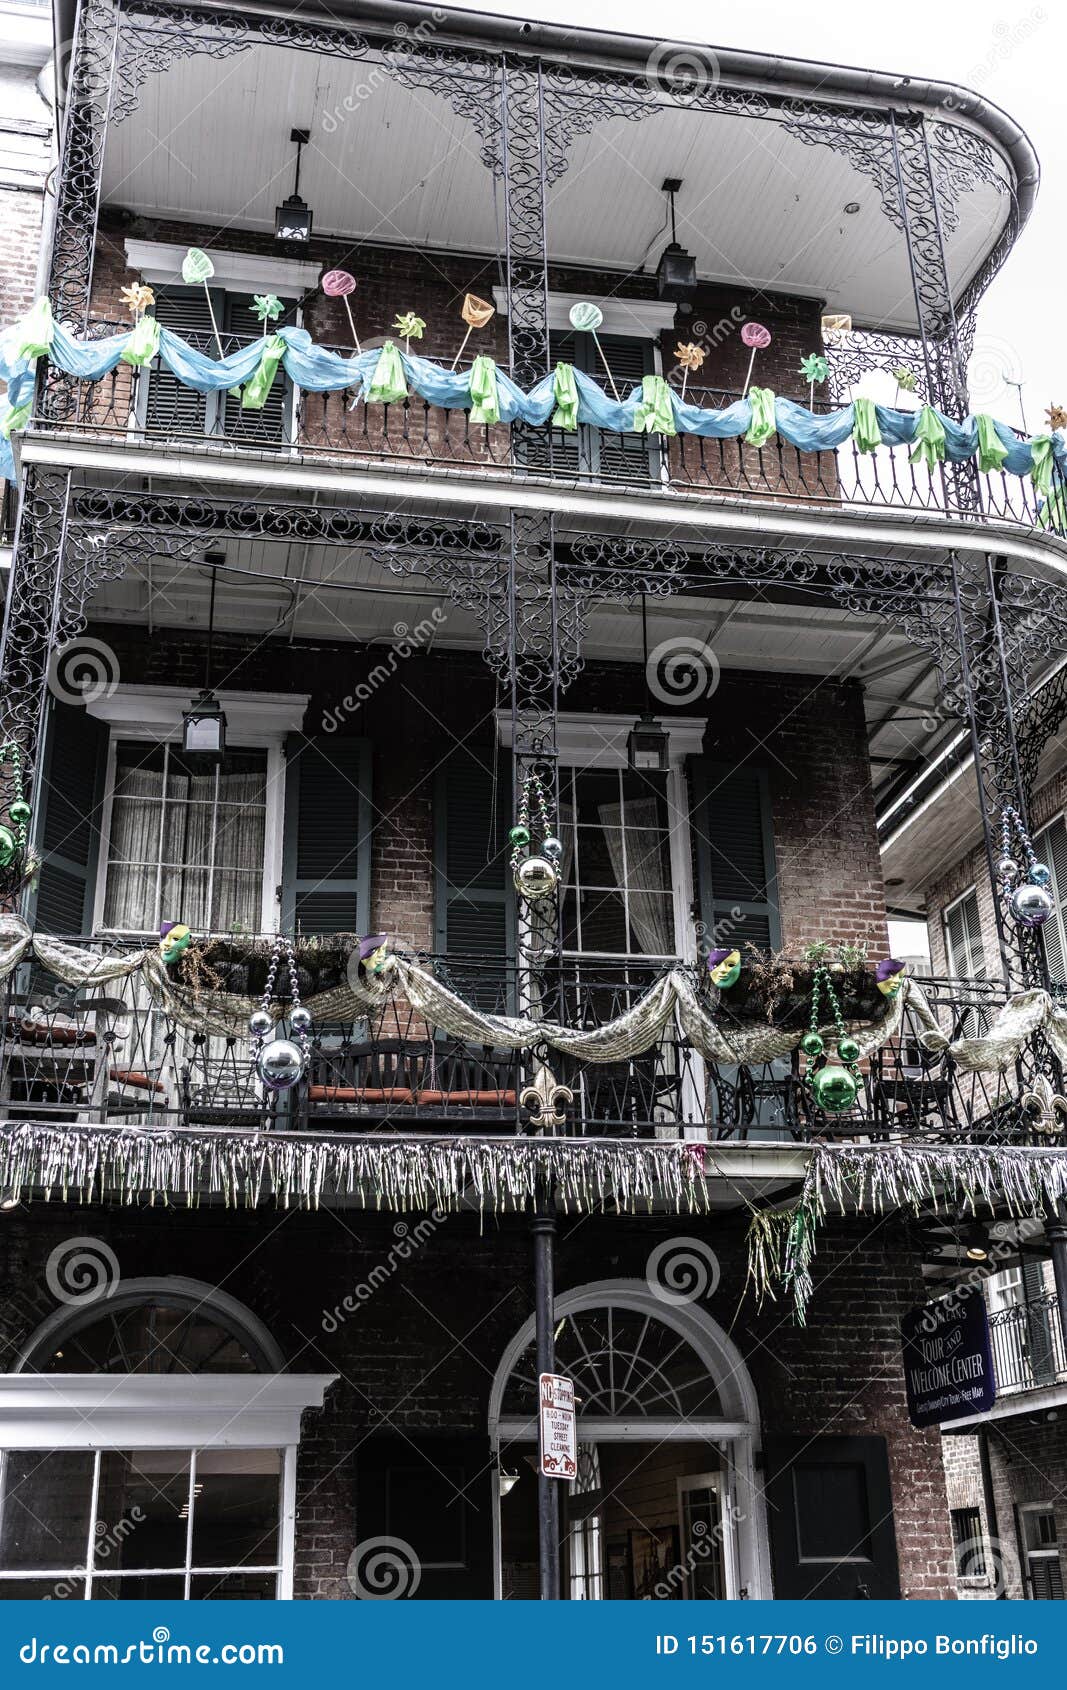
(538, 1372), (577, 1480)
(901, 1287), (996, 1428)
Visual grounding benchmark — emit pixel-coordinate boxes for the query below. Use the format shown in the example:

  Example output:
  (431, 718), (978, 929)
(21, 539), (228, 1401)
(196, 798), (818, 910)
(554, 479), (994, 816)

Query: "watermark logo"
(966, 332), (1023, 414)
(321, 1212), (446, 1330)
(321, 610), (446, 731)
(47, 637), (120, 706)
(646, 41), (721, 101)
(347, 1535), (422, 1599)
(646, 636), (720, 707)
(45, 1237), (120, 1306)
(646, 1237), (720, 1305)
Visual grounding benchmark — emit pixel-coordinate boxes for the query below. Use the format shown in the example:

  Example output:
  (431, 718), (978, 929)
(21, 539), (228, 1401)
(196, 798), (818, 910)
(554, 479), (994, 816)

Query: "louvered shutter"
(142, 285), (220, 439)
(519, 329), (656, 484)
(31, 701), (108, 934)
(690, 760), (781, 955)
(434, 746), (514, 1007)
(221, 294), (295, 448)
(280, 737), (371, 936)
(944, 890), (984, 979)
(1035, 817), (1067, 986)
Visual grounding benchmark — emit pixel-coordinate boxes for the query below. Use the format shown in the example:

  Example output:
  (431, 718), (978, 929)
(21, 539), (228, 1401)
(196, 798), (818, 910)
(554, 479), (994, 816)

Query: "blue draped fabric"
(2, 305), (1067, 487)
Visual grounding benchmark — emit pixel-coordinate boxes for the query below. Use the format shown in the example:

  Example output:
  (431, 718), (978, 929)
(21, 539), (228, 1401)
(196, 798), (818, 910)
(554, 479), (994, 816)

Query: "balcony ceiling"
(100, 43), (1014, 334)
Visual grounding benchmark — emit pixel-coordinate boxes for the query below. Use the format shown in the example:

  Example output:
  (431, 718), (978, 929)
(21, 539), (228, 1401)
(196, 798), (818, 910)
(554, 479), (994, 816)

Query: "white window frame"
(677, 1469), (739, 1600)
(942, 884), (985, 979)
(0, 1373), (334, 1599)
(87, 686), (309, 936)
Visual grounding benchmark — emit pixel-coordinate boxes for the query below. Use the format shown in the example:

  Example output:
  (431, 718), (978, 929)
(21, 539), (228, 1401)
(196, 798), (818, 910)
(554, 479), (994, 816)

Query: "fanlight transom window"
(501, 1305), (722, 1421)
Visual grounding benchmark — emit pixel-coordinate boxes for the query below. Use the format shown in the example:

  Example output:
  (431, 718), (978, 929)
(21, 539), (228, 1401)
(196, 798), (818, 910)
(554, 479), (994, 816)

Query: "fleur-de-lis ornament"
(251, 293), (283, 325)
(120, 282), (154, 319)
(392, 312), (426, 352)
(520, 1060), (573, 1131)
(1021, 1074), (1067, 1136)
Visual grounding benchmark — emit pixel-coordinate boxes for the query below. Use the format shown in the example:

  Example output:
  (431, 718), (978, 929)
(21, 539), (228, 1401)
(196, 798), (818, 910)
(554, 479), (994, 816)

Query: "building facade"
(0, 0), (1066, 1601)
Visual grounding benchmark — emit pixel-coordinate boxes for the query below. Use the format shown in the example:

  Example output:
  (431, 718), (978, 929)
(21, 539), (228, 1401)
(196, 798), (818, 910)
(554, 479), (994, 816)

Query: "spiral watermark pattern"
(646, 41), (721, 100)
(953, 1532), (1009, 1596)
(45, 1236), (120, 1306)
(47, 637), (120, 706)
(346, 1535), (421, 1599)
(646, 1237), (720, 1305)
(966, 333), (1023, 414)
(646, 636), (720, 707)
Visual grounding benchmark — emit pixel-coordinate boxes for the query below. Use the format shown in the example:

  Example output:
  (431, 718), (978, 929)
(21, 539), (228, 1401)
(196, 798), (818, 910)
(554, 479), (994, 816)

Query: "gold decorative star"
(1046, 404), (1067, 433)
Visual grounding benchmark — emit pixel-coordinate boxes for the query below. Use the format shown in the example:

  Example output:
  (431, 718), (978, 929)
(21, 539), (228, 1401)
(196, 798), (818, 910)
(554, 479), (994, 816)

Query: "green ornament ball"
(508, 824), (531, 850)
(0, 826), (15, 868)
(811, 1062), (859, 1114)
(8, 799), (30, 827)
(837, 1036), (861, 1065)
(800, 1031), (824, 1059)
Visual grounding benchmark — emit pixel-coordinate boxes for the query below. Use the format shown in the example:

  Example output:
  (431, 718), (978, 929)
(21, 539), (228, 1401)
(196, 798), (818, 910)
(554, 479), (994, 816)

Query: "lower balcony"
(989, 1293), (1067, 1397)
(0, 943), (1045, 1147)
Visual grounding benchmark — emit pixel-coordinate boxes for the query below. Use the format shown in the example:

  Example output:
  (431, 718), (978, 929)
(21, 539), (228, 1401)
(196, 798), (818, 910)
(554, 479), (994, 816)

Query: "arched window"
(0, 1275), (332, 1601)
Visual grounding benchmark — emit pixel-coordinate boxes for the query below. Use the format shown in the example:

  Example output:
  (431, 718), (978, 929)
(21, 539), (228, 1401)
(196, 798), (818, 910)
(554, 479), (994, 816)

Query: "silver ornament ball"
(514, 855), (559, 900)
(1010, 881), (1055, 929)
(255, 1037), (305, 1091)
(541, 835), (564, 863)
(995, 855), (1019, 884)
(289, 1005), (313, 1034)
(249, 1008), (274, 1039)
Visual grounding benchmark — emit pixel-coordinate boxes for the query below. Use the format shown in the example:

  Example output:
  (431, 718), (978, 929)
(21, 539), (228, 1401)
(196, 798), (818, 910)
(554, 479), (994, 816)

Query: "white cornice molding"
(124, 238), (321, 294)
(87, 685), (309, 746)
(492, 287), (677, 340)
(0, 1373), (337, 1448)
(496, 709), (705, 767)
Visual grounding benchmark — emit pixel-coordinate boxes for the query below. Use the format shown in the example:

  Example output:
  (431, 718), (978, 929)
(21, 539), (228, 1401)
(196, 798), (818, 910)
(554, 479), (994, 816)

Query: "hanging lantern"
(655, 179), (698, 303)
(627, 712), (669, 774)
(182, 689), (227, 766)
(275, 129), (313, 244)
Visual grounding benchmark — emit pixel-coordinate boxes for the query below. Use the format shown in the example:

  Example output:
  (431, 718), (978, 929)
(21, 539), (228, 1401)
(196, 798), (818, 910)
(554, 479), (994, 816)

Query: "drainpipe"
(532, 1195), (560, 1600)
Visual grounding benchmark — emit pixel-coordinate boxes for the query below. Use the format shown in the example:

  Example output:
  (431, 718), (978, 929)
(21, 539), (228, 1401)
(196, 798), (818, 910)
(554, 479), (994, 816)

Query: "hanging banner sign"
(901, 1288), (996, 1428)
(538, 1372), (577, 1480)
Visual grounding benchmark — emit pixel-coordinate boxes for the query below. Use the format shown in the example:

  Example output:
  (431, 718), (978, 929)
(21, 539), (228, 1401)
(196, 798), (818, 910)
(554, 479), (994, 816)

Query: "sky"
(447, 0), (1064, 433)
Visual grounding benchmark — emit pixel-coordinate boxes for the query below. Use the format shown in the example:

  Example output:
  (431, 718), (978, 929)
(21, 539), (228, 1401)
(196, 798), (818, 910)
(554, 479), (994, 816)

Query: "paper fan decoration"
(740, 322), (771, 350)
(322, 270), (356, 298)
(181, 248), (215, 285)
(461, 293), (495, 330)
(568, 301), (603, 333)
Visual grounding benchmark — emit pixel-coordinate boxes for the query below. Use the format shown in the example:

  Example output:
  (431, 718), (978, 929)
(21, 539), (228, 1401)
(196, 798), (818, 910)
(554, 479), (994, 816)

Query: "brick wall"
(88, 624), (888, 955)
(0, 1200), (955, 1600)
(0, 188), (45, 324)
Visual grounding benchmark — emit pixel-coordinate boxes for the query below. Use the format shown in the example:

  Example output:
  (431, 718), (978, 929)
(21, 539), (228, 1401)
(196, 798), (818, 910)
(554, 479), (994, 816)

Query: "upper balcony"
(18, 0), (1052, 547)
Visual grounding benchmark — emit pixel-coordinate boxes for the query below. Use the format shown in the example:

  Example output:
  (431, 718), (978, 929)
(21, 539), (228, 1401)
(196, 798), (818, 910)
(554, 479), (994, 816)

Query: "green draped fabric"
(241, 334), (287, 410)
(975, 412), (1008, 473)
(744, 386), (776, 449)
(468, 354), (500, 426)
(13, 297), (53, 361)
(120, 314), (161, 368)
(1030, 434), (1055, 497)
(1038, 486), (1067, 532)
(0, 401), (30, 439)
(633, 373), (677, 437)
(551, 361), (579, 430)
(852, 396), (882, 454)
(909, 405), (947, 469)
(366, 341), (408, 405)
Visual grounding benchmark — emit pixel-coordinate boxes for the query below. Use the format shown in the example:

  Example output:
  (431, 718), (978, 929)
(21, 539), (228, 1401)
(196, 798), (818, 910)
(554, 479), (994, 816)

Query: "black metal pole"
(532, 1198), (560, 1600)
(977, 1425), (1005, 1599)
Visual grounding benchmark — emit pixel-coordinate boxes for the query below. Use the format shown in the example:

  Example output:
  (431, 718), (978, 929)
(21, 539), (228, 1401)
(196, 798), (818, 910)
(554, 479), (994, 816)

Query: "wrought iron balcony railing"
(988, 1292), (1067, 1395)
(0, 942), (1049, 1146)
(29, 326), (1064, 539)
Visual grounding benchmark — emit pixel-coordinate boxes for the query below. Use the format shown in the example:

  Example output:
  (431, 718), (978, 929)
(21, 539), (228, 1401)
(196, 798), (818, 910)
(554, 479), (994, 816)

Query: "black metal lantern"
(182, 556), (227, 766)
(627, 712), (670, 774)
(275, 129), (313, 244)
(655, 179), (697, 303)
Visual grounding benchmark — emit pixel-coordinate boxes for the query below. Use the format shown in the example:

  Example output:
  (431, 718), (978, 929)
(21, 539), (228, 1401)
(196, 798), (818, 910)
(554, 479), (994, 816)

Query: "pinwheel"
(251, 293), (283, 326)
(740, 322), (771, 398)
(321, 270), (360, 353)
(451, 293), (495, 371)
(1046, 404), (1067, 433)
(799, 352), (829, 410)
(181, 247), (224, 358)
(569, 301), (619, 401)
(674, 341), (705, 402)
(891, 364), (919, 407)
(120, 282), (154, 321)
(392, 311), (426, 354)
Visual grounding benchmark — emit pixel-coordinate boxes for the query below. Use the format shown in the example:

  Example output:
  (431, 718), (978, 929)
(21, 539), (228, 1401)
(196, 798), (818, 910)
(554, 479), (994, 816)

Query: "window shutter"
(143, 285), (221, 437)
(690, 759), (781, 955)
(764, 1435), (902, 1599)
(434, 746), (513, 1002)
(944, 890), (985, 979)
(1035, 817), (1067, 984)
(281, 736), (371, 936)
(31, 701), (108, 934)
(520, 329), (656, 483)
(221, 294), (294, 448)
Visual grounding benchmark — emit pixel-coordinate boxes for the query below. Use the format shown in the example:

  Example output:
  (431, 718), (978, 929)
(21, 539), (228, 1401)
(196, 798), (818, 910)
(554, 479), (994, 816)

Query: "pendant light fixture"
(182, 553), (228, 766)
(655, 178), (698, 304)
(628, 597), (670, 774)
(275, 128), (313, 244)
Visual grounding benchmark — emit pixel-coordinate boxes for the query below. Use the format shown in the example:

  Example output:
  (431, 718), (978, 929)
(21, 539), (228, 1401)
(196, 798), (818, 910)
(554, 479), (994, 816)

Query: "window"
(1020, 1506), (1065, 1600)
(520, 329), (658, 484)
(950, 1506), (986, 1577)
(1034, 816), (1067, 985)
(140, 287), (296, 448)
(943, 888), (986, 979)
(560, 768), (674, 958)
(101, 740), (269, 934)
